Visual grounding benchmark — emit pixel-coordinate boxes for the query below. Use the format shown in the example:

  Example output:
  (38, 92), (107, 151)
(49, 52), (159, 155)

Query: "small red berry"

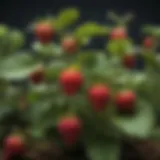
(123, 55), (136, 69)
(29, 66), (45, 84)
(110, 27), (127, 40)
(57, 117), (82, 145)
(88, 84), (110, 111)
(4, 135), (25, 155)
(35, 23), (54, 43)
(115, 90), (136, 113)
(62, 36), (78, 53)
(143, 37), (154, 48)
(59, 69), (83, 96)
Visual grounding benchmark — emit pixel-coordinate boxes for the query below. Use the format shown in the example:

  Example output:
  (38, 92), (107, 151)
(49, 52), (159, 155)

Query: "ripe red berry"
(4, 135), (25, 155)
(123, 55), (136, 69)
(57, 117), (82, 145)
(110, 27), (127, 40)
(35, 23), (54, 44)
(29, 66), (45, 84)
(143, 37), (154, 48)
(62, 36), (78, 54)
(88, 84), (110, 111)
(115, 90), (136, 113)
(59, 69), (83, 95)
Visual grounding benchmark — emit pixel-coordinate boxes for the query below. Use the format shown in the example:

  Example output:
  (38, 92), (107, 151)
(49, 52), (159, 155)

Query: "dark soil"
(2, 139), (160, 160)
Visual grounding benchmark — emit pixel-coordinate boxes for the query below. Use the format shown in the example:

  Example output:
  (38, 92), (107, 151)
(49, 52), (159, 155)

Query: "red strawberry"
(88, 84), (110, 111)
(3, 135), (25, 158)
(143, 37), (154, 48)
(110, 27), (127, 40)
(35, 23), (54, 43)
(59, 69), (83, 95)
(115, 90), (136, 113)
(29, 66), (45, 84)
(123, 55), (136, 69)
(62, 36), (78, 54)
(57, 117), (82, 145)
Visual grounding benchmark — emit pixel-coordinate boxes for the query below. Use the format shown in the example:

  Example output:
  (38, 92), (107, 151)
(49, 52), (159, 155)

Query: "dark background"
(0, 0), (159, 43)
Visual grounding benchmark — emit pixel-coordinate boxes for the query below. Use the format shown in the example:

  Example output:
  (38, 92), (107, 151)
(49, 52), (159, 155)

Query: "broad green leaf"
(118, 39), (133, 53)
(93, 53), (110, 73)
(107, 40), (120, 55)
(29, 100), (53, 122)
(4, 86), (23, 103)
(115, 72), (148, 90)
(8, 30), (25, 50)
(45, 61), (67, 81)
(142, 25), (153, 34)
(32, 42), (63, 57)
(29, 126), (46, 139)
(55, 8), (80, 30)
(107, 39), (133, 56)
(74, 23), (108, 44)
(76, 52), (98, 68)
(0, 24), (9, 38)
(86, 142), (120, 160)
(0, 54), (36, 80)
(27, 84), (57, 103)
(142, 25), (160, 36)
(143, 53), (159, 69)
(154, 29), (160, 36)
(112, 100), (155, 138)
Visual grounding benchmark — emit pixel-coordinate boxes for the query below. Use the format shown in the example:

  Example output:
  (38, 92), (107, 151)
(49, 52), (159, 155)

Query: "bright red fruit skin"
(29, 69), (45, 84)
(59, 70), (83, 95)
(62, 37), (77, 53)
(88, 84), (110, 111)
(110, 27), (127, 40)
(35, 23), (54, 43)
(57, 117), (82, 145)
(115, 91), (136, 113)
(143, 37), (153, 48)
(123, 55), (136, 69)
(4, 135), (25, 155)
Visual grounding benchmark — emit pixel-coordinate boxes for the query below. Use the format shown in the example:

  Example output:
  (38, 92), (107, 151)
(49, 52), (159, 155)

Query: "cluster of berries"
(4, 23), (145, 160)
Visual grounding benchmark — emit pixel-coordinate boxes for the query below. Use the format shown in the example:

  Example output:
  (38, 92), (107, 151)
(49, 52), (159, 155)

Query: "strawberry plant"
(0, 8), (160, 160)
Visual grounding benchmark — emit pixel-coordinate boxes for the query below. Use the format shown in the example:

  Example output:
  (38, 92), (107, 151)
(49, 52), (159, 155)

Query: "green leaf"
(142, 25), (153, 34)
(0, 54), (36, 80)
(32, 42), (63, 57)
(45, 61), (67, 81)
(107, 39), (133, 56)
(76, 52), (98, 68)
(107, 40), (120, 55)
(74, 23), (108, 44)
(86, 142), (120, 160)
(29, 99), (53, 122)
(55, 8), (80, 31)
(8, 30), (25, 50)
(27, 84), (57, 103)
(0, 24), (9, 38)
(29, 126), (46, 139)
(115, 72), (148, 90)
(142, 25), (160, 36)
(4, 86), (23, 104)
(112, 100), (155, 138)
(143, 53), (159, 69)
